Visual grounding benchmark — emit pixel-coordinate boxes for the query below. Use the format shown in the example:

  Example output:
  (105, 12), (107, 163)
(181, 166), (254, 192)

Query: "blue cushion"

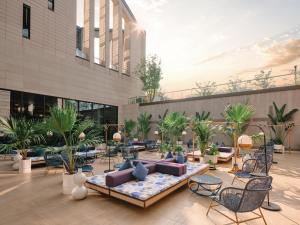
(176, 153), (185, 164)
(119, 159), (133, 171)
(165, 151), (173, 159)
(132, 162), (149, 181)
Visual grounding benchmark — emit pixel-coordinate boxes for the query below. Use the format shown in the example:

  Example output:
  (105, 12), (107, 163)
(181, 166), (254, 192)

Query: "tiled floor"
(0, 151), (299, 225)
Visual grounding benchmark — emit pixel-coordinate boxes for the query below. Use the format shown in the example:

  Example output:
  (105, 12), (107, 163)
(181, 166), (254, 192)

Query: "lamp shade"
(79, 132), (86, 140)
(238, 134), (253, 149)
(47, 131), (53, 137)
(182, 130), (187, 136)
(154, 130), (159, 135)
(113, 132), (121, 142)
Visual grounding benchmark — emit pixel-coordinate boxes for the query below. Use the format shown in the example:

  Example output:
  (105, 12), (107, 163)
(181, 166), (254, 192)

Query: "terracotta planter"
(204, 155), (218, 164)
(63, 173), (76, 195)
(19, 159), (31, 174)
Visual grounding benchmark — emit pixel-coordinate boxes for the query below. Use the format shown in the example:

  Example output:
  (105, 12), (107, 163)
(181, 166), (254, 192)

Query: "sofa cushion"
(218, 147), (232, 153)
(156, 162), (187, 176)
(165, 152), (173, 159)
(119, 159), (133, 171)
(132, 162), (149, 181)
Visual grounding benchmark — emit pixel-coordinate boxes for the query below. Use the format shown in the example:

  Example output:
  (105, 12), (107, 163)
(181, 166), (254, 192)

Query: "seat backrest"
(254, 154), (272, 174)
(238, 176), (272, 212)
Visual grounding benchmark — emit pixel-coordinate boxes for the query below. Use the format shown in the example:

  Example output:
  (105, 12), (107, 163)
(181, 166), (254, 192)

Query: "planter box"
(19, 159), (31, 174)
(204, 155), (218, 164)
(63, 173), (76, 195)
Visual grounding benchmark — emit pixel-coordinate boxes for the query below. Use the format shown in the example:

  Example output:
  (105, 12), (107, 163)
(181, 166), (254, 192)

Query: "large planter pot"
(274, 144), (285, 153)
(63, 173), (76, 195)
(12, 151), (22, 170)
(204, 155), (218, 164)
(19, 159), (31, 174)
(72, 169), (88, 200)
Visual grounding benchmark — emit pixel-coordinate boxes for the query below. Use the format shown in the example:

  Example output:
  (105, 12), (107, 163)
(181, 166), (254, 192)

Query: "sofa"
(187, 147), (234, 162)
(86, 159), (208, 208)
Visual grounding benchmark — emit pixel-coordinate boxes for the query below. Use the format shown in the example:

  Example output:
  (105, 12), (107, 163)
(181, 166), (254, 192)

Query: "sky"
(125, 0), (300, 92)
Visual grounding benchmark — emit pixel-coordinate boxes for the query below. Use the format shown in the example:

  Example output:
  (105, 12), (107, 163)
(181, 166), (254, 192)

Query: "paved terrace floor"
(0, 152), (299, 225)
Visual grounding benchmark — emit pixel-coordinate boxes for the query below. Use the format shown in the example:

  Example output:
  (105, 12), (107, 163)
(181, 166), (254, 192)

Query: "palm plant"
(0, 117), (44, 160)
(136, 112), (152, 141)
(162, 112), (188, 152)
(223, 103), (254, 156)
(122, 119), (137, 144)
(195, 111), (211, 121)
(194, 120), (218, 155)
(44, 106), (101, 174)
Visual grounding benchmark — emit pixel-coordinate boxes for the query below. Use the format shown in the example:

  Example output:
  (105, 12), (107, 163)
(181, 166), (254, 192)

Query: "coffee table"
(188, 175), (222, 196)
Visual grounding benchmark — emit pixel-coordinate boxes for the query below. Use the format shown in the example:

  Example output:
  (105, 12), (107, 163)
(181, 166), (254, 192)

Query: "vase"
(204, 155), (218, 164)
(72, 168), (88, 200)
(19, 159), (31, 174)
(62, 173), (76, 195)
(12, 151), (22, 170)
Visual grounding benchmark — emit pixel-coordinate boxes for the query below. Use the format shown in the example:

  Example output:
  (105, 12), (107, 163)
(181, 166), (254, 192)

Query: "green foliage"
(206, 143), (219, 156)
(195, 81), (216, 96)
(162, 112), (188, 151)
(195, 111), (211, 121)
(253, 70), (273, 89)
(136, 112), (152, 141)
(122, 119), (137, 143)
(159, 143), (170, 154)
(175, 145), (183, 153)
(194, 121), (218, 155)
(268, 102), (298, 125)
(135, 55), (163, 102)
(0, 117), (44, 159)
(44, 106), (101, 174)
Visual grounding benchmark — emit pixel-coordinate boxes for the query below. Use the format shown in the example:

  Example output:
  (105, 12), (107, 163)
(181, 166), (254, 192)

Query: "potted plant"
(194, 120), (217, 156)
(223, 103), (254, 170)
(0, 117), (44, 174)
(204, 143), (219, 165)
(268, 102), (298, 153)
(122, 119), (136, 145)
(161, 112), (188, 153)
(136, 112), (152, 141)
(44, 106), (101, 194)
(175, 145), (185, 163)
(159, 143), (169, 159)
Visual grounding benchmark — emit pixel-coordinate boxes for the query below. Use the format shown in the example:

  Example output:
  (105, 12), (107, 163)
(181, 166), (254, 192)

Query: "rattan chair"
(207, 176), (272, 225)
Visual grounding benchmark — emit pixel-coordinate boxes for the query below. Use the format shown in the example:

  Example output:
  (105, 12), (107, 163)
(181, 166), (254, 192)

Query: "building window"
(76, 26), (83, 51)
(48, 0), (54, 11)
(22, 4), (30, 39)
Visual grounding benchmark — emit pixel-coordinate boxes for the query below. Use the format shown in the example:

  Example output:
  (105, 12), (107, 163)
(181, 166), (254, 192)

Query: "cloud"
(262, 38), (300, 69)
(212, 33), (228, 42)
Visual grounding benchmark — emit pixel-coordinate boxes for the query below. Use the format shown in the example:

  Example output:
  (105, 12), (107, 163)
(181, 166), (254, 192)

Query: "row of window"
(22, 1), (54, 39)
(10, 91), (118, 127)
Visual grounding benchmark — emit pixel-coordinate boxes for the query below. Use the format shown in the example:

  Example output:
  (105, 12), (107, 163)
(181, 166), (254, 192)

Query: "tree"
(136, 112), (152, 141)
(122, 119), (137, 144)
(253, 70), (273, 89)
(195, 81), (216, 96)
(135, 55), (163, 102)
(227, 77), (244, 93)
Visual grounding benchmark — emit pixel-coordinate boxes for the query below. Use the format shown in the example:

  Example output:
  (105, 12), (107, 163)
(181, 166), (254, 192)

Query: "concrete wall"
(122, 86), (300, 149)
(0, 0), (145, 122)
(0, 90), (10, 117)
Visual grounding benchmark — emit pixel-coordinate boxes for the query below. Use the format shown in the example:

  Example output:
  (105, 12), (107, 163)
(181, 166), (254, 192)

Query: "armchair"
(207, 176), (272, 225)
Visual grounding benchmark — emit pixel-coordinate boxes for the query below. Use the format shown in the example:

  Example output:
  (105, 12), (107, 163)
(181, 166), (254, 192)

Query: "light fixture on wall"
(79, 132), (86, 140)
(113, 132), (121, 143)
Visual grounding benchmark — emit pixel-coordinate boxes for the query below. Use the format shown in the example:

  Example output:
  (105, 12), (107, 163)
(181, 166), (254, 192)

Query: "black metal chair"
(232, 154), (272, 185)
(207, 176), (273, 225)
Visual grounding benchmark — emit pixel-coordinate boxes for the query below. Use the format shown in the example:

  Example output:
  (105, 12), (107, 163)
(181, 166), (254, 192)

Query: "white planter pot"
(19, 159), (31, 174)
(72, 169), (88, 200)
(63, 173), (76, 195)
(274, 144), (285, 153)
(12, 151), (22, 169)
(204, 155), (218, 164)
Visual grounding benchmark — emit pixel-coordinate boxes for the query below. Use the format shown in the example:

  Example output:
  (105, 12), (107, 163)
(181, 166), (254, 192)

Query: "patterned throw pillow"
(132, 162), (149, 181)
(119, 159), (133, 171)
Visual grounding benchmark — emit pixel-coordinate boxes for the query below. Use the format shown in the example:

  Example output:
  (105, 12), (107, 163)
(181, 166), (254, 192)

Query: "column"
(89, 0), (95, 64)
(99, 0), (110, 67)
(123, 19), (131, 74)
(112, 0), (122, 70)
(118, 6), (124, 73)
(83, 0), (90, 59)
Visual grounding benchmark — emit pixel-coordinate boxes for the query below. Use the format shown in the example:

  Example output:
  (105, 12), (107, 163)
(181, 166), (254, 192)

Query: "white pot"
(72, 169), (88, 200)
(204, 155), (218, 164)
(63, 173), (76, 195)
(19, 159), (31, 174)
(274, 144), (284, 153)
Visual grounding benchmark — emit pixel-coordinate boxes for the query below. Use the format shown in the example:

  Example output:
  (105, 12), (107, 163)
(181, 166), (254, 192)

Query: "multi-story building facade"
(0, 0), (146, 125)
